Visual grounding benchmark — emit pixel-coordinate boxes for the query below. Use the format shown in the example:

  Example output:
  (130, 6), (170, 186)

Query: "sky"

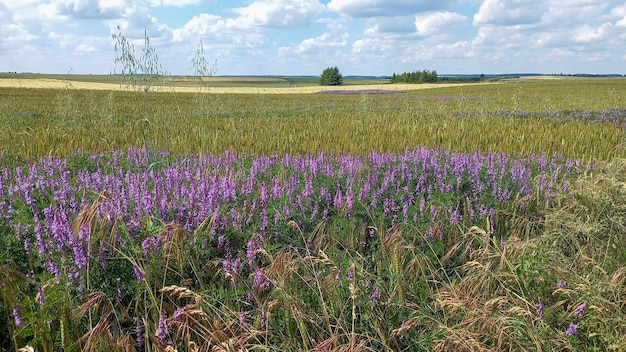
(1, 0), (625, 76)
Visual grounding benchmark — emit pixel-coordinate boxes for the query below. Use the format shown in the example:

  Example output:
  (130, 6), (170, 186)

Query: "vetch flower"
(223, 250), (241, 279)
(12, 306), (22, 327)
(155, 310), (168, 340)
(173, 307), (184, 321)
(246, 237), (262, 268)
(217, 235), (225, 251)
(557, 280), (567, 289)
(36, 286), (45, 306)
(136, 320), (143, 347)
(535, 302), (544, 322)
(371, 286), (380, 303)
(133, 266), (145, 282)
(573, 301), (587, 317)
(566, 322), (578, 336)
(253, 268), (270, 291)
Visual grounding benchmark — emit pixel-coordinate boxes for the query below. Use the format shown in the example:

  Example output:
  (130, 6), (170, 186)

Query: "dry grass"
(432, 158), (626, 351)
(178, 76), (288, 82)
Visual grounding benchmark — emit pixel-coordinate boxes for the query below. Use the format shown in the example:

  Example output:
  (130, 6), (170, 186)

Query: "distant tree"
(320, 66), (343, 86)
(390, 69), (438, 84)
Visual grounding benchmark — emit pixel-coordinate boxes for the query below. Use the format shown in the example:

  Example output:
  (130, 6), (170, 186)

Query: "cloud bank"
(0, 0), (624, 75)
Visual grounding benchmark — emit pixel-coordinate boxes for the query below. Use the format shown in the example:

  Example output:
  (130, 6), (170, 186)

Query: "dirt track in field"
(0, 78), (490, 94)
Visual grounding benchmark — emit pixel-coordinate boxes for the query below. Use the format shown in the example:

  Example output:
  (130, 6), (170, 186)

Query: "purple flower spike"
(535, 302), (544, 322)
(573, 301), (587, 317)
(348, 266), (355, 281)
(371, 286), (380, 303)
(566, 322), (578, 336)
(156, 310), (168, 340)
(12, 306), (22, 327)
(136, 320), (143, 347)
(253, 268), (270, 291)
(133, 266), (145, 282)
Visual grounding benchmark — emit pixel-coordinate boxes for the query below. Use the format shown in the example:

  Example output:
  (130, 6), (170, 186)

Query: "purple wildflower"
(133, 266), (145, 282)
(557, 280), (567, 289)
(136, 320), (143, 347)
(217, 235), (225, 251)
(347, 266), (355, 281)
(535, 302), (544, 322)
(419, 197), (426, 214)
(253, 268), (270, 291)
(333, 188), (343, 209)
(141, 237), (154, 256)
(371, 286), (380, 303)
(12, 306), (22, 327)
(449, 205), (462, 226)
(566, 322), (578, 336)
(246, 238), (261, 268)
(155, 310), (168, 340)
(573, 301), (587, 317)
(173, 307), (183, 321)
(222, 254), (241, 279)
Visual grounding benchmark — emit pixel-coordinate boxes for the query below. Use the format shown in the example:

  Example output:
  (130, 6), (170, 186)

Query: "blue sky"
(1, 0), (625, 76)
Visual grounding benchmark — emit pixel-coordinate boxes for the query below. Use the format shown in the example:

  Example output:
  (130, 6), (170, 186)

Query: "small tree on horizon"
(319, 66), (343, 86)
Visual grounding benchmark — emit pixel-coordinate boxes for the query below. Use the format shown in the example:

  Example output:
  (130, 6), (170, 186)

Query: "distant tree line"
(390, 70), (438, 83)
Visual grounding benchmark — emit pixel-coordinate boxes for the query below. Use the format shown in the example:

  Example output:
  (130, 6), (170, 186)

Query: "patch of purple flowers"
(0, 147), (590, 286)
(488, 108), (626, 129)
(316, 89), (402, 95)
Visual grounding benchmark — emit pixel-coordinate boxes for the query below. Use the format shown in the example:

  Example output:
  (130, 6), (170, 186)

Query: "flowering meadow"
(1, 79), (626, 351)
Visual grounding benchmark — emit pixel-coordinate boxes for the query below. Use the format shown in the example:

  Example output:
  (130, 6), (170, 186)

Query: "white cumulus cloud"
(364, 16), (417, 35)
(609, 3), (626, 27)
(415, 11), (467, 36)
(48, 0), (126, 19)
(232, 0), (325, 28)
(474, 0), (547, 26)
(574, 23), (614, 43)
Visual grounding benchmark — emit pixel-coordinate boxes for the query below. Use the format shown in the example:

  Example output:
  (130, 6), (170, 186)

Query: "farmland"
(1, 75), (626, 351)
